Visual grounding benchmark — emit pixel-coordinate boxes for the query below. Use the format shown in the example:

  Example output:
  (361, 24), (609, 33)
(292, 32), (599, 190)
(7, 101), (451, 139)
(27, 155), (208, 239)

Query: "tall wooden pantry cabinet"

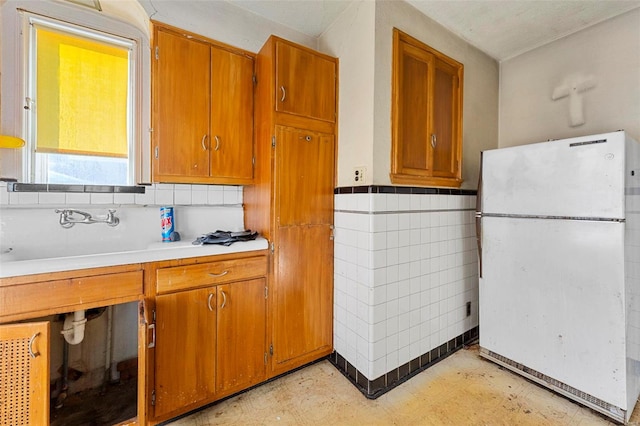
(245, 36), (337, 377)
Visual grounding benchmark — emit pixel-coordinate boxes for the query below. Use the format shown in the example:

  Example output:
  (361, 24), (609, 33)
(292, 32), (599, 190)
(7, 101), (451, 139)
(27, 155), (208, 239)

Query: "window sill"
(7, 182), (146, 194)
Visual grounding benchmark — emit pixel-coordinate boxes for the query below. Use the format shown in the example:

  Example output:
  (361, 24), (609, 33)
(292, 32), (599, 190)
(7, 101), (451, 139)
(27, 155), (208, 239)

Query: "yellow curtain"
(36, 26), (129, 158)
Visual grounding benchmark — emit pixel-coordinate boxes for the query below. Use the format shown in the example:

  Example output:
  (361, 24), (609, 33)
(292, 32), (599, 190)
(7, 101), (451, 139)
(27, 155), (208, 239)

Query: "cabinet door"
(210, 47), (254, 182)
(272, 225), (333, 369)
(153, 29), (210, 179)
(155, 287), (216, 418)
(275, 126), (335, 226)
(432, 58), (461, 179)
(391, 29), (463, 187)
(272, 125), (334, 371)
(216, 278), (266, 394)
(0, 321), (49, 426)
(394, 40), (434, 176)
(275, 41), (336, 122)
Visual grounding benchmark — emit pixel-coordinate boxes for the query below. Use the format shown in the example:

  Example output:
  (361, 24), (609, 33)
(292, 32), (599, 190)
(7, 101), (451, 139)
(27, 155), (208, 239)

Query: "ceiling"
(226, 0), (640, 61)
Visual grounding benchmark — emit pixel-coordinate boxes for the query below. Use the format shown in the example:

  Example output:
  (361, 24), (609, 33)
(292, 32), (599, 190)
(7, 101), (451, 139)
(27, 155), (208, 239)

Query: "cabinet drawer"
(156, 256), (267, 294)
(0, 271), (143, 320)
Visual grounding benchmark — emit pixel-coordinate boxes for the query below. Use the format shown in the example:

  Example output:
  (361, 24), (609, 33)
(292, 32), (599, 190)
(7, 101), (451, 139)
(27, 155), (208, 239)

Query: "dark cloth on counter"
(192, 230), (259, 246)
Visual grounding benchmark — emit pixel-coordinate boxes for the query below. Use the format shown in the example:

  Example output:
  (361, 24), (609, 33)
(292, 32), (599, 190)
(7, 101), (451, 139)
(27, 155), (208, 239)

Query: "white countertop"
(0, 237), (269, 279)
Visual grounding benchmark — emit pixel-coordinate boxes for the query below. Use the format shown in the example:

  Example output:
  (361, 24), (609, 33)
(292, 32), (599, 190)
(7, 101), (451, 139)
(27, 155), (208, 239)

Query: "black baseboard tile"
(328, 326), (479, 400)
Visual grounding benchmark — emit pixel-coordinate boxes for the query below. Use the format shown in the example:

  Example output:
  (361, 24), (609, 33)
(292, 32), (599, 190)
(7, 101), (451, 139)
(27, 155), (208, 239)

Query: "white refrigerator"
(477, 130), (640, 423)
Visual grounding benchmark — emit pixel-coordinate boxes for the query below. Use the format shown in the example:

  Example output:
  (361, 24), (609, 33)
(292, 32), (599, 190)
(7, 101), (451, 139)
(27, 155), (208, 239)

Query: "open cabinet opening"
(43, 301), (139, 426)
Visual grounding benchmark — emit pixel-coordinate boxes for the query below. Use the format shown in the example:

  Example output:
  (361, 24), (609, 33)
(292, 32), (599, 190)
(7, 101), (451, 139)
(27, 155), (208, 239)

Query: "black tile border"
(328, 326), (479, 399)
(7, 182), (146, 194)
(335, 185), (477, 196)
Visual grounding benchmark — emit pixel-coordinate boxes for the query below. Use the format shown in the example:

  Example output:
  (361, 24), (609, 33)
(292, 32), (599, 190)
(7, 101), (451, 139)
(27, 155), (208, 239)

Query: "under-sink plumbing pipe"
(61, 310), (87, 345)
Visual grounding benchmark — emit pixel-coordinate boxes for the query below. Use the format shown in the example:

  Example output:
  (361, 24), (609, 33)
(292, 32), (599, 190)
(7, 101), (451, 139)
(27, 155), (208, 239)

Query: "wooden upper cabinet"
(153, 28), (210, 179)
(275, 39), (337, 123)
(152, 23), (255, 184)
(391, 28), (463, 188)
(210, 48), (254, 182)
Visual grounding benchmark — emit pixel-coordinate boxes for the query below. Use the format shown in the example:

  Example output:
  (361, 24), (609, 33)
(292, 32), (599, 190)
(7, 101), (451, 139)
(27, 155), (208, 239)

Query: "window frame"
(0, 3), (151, 188)
(24, 13), (137, 185)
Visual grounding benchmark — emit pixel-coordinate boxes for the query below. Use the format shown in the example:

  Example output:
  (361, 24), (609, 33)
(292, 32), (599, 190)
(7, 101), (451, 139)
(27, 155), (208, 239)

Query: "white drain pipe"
(61, 310), (87, 345)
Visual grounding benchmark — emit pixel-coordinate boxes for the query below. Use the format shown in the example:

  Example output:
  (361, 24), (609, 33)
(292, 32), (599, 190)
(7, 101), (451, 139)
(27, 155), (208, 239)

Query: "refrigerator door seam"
(480, 213), (624, 222)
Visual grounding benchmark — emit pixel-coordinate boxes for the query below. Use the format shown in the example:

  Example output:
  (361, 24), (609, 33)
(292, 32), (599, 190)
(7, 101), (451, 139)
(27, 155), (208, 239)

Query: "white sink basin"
(0, 238), (269, 278)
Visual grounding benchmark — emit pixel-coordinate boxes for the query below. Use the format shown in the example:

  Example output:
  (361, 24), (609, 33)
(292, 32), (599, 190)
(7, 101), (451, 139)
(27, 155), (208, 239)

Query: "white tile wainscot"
(333, 188), (479, 395)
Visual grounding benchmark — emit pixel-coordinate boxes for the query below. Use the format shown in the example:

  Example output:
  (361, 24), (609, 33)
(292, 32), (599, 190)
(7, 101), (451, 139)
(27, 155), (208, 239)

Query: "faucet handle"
(106, 209), (119, 227)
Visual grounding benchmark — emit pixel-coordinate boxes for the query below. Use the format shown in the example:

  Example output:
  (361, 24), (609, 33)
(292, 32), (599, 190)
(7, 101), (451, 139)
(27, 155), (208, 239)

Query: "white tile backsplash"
(0, 183), (247, 260)
(334, 191), (479, 380)
(38, 192), (66, 205)
(91, 192), (115, 204)
(174, 184), (192, 205)
(114, 192), (136, 205)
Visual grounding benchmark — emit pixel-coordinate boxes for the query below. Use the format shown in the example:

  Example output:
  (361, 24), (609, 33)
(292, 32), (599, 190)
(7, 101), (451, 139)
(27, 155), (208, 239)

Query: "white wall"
(372, 1), (499, 190)
(500, 8), (640, 147)
(321, 1), (499, 189)
(138, 0), (316, 52)
(319, 1), (376, 187)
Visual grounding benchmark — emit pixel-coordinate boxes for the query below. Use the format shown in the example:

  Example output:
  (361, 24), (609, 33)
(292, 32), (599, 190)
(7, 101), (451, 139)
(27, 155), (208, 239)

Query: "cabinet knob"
(280, 86), (286, 102)
(431, 134), (437, 148)
(214, 135), (221, 151)
(201, 134), (208, 151)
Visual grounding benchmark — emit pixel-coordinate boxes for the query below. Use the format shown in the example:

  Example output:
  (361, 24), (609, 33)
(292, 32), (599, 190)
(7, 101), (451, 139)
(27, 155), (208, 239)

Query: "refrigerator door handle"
(476, 152), (483, 278)
(476, 214), (482, 279)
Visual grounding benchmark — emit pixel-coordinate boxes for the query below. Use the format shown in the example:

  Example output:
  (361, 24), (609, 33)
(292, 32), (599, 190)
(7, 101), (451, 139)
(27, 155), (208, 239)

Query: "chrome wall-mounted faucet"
(55, 209), (120, 228)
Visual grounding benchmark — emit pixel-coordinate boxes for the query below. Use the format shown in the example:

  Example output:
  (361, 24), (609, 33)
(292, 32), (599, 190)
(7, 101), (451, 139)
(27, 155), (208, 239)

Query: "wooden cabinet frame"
(391, 28), (464, 188)
(0, 264), (147, 425)
(0, 250), (268, 426)
(145, 251), (268, 424)
(245, 35), (337, 378)
(151, 22), (256, 185)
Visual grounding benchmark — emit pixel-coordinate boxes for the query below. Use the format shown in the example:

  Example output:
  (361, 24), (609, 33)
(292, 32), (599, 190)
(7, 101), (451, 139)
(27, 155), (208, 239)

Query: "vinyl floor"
(168, 344), (640, 426)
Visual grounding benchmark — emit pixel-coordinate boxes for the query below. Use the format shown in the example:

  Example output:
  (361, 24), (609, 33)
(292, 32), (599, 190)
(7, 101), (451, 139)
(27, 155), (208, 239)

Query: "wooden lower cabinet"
(0, 321), (50, 426)
(152, 258), (267, 422)
(271, 225), (333, 373)
(216, 278), (266, 395)
(154, 287), (217, 419)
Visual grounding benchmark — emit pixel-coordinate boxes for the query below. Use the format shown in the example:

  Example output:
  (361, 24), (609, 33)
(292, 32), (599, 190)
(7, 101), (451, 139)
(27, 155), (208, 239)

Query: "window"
(25, 15), (136, 185)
